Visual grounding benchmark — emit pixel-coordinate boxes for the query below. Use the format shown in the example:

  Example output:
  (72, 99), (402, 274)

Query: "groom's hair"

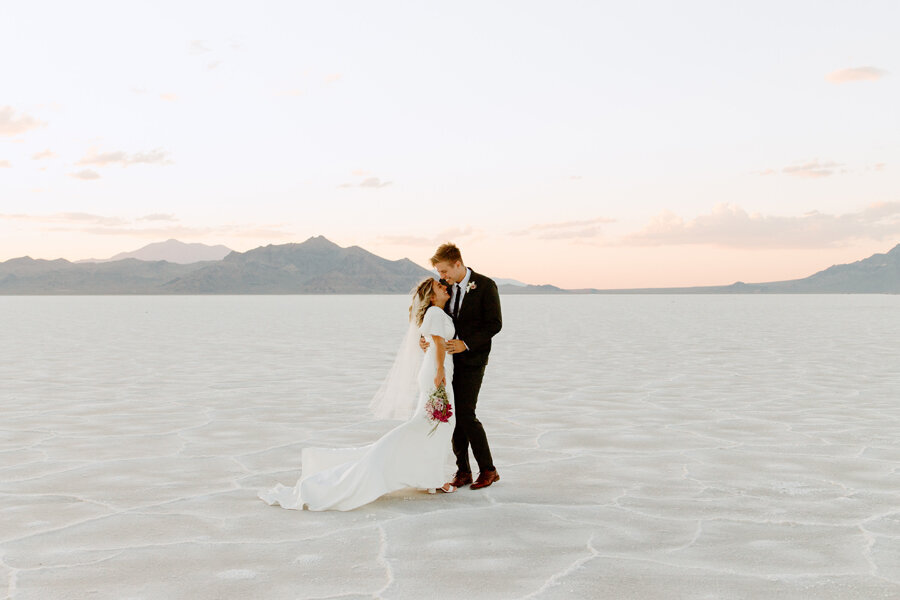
(430, 243), (462, 266)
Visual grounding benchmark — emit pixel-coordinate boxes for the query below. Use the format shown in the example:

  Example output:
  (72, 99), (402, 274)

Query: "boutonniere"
(466, 282), (477, 292)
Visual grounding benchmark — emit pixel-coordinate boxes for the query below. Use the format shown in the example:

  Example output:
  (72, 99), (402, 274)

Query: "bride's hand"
(434, 367), (445, 388)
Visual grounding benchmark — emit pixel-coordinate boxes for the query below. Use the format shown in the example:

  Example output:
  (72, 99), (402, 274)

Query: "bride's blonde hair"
(409, 277), (438, 326)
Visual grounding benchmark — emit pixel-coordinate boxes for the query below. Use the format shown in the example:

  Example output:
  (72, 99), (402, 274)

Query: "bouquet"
(425, 385), (453, 437)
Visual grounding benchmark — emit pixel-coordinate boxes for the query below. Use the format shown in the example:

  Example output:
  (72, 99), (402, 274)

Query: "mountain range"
(1, 238), (898, 294)
(0, 237), (434, 294)
(590, 243), (900, 294)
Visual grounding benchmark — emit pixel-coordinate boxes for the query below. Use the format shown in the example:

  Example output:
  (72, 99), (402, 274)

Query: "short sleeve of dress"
(420, 306), (449, 339)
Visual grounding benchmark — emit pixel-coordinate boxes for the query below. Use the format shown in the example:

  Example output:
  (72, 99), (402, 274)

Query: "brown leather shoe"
(470, 469), (499, 490)
(450, 472), (473, 488)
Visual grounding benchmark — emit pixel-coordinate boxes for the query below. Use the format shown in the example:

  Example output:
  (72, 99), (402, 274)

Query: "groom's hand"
(445, 339), (467, 354)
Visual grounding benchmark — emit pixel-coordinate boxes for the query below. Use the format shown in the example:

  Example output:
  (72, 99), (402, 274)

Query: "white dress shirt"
(451, 268), (473, 316)
(450, 268), (473, 350)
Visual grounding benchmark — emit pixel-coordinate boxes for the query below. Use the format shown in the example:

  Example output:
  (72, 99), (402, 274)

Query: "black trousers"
(451, 363), (494, 474)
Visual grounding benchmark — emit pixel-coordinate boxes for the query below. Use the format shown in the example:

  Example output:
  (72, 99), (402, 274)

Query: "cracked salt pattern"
(1, 294), (899, 599)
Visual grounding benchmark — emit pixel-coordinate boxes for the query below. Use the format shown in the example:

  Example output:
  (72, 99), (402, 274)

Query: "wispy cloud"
(0, 106), (46, 137)
(756, 159), (845, 178)
(224, 226), (294, 239)
(1, 212), (126, 226)
(0, 212), (292, 239)
(511, 216), (615, 240)
(69, 169), (101, 180)
(782, 159), (843, 178)
(323, 73), (342, 84)
(189, 40), (229, 71)
(32, 149), (56, 160)
(621, 202), (900, 248)
(159, 93), (178, 102)
(0, 160), (11, 168)
(338, 176), (392, 189)
(76, 147), (173, 168)
(189, 40), (212, 55)
(825, 66), (888, 84)
(360, 177), (390, 188)
(378, 227), (478, 247)
(138, 213), (178, 222)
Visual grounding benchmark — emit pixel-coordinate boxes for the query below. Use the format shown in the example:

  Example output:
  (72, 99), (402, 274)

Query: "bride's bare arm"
(431, 335), (446, 388)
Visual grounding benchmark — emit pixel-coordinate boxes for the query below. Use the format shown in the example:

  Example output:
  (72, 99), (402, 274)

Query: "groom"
(429, 243), (502, 490)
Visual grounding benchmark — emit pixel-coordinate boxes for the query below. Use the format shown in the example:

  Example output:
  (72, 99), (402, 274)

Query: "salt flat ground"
(1, 294), (899, 600)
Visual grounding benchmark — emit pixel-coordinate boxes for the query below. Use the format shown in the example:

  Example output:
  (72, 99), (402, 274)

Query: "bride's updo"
(410, 277), (438, 326)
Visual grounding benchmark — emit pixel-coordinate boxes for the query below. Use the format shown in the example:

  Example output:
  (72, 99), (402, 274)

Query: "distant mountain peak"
(300, 235), (340, 248)
(78, 239), (233, 265)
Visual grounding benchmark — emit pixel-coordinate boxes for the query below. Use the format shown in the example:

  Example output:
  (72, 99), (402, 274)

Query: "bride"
(259, 277), (458, 511)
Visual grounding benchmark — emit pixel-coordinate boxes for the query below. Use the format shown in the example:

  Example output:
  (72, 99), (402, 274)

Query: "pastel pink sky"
(2, 2), (898, 289)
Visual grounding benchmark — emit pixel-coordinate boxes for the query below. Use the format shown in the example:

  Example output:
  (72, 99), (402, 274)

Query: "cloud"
(755, 159), (844, 178)
(360, 177), (390, 188)
(130, 86), (148, 94)
(189, 40), (212, 55)
(782, 159), (843, 178)
(160, 93), (178, 102)
(378, 227), (478, 247)
(187, 40), (230, 70)
(62, 213), (126, 226)
(511, 216), (616, 240)
(69, 169), (101, 180)
(338, 176), (392, 189)
(621, 202), (900, 248)
(277, 88), (305, 97)
(128, 149), (173, 165)
(0, 160), (11, 168)
(77, 150), (127, 166)
(323, 73), (342, 84)
(224, 227), (294, 239)
(32, 149), (56, 160)
(1, 212), (125, 226)
(76, 147), (173, 168)
(138, 213), (178, 222)
(0, 106), (46, 137)
(825, 66), (888, 84)
(83, 224), (294, 239)
(0, 212), (292, 239)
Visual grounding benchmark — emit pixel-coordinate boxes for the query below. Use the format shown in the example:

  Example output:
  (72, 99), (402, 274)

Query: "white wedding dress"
(259, 306), (456, 511)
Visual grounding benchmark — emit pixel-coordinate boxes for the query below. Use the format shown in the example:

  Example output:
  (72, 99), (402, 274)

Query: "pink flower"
(425, 385), (452, 436)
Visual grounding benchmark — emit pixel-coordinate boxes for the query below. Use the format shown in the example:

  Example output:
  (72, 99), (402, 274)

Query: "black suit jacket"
(444, 270), (502, 368)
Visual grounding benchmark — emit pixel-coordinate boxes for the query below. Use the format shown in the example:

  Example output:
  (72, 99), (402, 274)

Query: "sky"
(1, 1), (898, 289)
